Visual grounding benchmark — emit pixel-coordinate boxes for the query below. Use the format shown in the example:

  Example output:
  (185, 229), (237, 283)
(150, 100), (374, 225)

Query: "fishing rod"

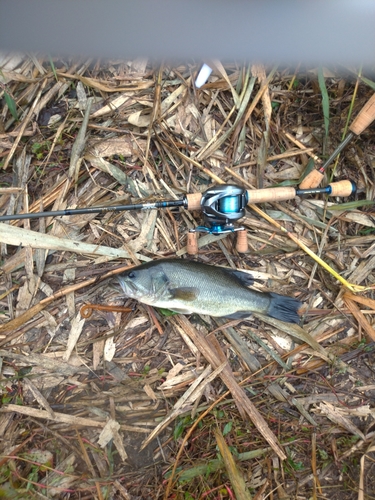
(299, 93), (375, 189)
(0, 179), (355, 223)
(0, 179), (356, 253)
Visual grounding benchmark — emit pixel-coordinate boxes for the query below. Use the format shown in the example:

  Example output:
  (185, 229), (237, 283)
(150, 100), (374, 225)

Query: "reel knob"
(187, 230), (199, 255)
(235, 229), (248, 253)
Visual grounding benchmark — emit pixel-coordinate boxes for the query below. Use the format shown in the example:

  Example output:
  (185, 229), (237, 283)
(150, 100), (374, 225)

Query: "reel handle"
(186, 228), (248, 255)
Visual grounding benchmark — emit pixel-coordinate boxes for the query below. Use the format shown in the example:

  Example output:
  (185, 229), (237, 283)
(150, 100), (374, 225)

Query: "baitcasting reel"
(198, 184), (248, 233)
(185, 184), (249, 254)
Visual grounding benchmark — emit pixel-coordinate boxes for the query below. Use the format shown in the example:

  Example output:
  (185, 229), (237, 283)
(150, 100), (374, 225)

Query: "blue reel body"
(196, 185), (248, 235)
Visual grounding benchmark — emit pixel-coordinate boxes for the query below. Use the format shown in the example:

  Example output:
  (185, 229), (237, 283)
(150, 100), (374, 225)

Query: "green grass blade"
(360, 75), (375, 92)
(318, 67), (330, 138)
(48, 54), (58, 82)
(325, 200), (375, 211)
(4, 92), (18, 120)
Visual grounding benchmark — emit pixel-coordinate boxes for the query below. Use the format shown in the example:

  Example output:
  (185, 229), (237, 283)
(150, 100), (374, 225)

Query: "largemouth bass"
(117, 258), (302, 323)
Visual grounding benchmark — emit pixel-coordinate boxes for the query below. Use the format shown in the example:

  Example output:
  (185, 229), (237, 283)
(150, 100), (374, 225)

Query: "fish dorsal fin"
(169, 287), (198, 302)
(224, 269), (254, 286)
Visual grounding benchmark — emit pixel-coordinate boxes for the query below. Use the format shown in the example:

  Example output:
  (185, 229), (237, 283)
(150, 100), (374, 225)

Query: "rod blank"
(0, 200), (184, 222)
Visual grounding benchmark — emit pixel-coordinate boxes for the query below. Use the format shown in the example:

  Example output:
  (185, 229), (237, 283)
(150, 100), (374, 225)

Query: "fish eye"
(128, 271), (136, 279)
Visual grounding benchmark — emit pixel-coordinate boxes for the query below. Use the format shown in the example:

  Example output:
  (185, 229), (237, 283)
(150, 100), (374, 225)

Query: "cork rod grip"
(350, 93), (375, 136)
(185, 192), (203, 211)
(247, 186), (296, 203)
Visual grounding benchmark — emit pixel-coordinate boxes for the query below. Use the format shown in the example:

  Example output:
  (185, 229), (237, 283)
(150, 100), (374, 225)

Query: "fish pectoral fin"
(225, 269), (254, 286)
(222, 311), (252, 319)
(169, 287), (198, 302)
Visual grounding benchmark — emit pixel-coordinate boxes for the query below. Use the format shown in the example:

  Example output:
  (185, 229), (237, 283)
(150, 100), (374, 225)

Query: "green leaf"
(17, 366), (32, 379)
(4, 92), (18, 120)
(157, 308), (178, 316)
(287, 456), (304, 471)
(223, 421), (233, 436)
(318, 448), (328, 460)
(173, 420), (186, 440)
(318, 67), (330, 138)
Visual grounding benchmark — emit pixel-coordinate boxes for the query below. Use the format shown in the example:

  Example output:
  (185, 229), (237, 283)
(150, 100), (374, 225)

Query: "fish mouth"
(117, 276), (154, 302)
(117, 277), (139, 297)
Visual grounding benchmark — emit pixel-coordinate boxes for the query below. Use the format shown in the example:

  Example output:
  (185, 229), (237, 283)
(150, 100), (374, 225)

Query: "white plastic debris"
(195, 63), (213, 88)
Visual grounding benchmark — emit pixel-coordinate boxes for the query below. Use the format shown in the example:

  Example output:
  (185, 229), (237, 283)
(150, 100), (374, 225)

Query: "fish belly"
(164, 288), (269, 318)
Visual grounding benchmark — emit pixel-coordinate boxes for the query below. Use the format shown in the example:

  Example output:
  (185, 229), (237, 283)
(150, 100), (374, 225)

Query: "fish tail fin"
(267, 292), (302, 324)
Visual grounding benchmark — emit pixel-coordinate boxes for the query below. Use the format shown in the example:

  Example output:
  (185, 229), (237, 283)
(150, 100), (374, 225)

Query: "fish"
(117, 258), (302, 324)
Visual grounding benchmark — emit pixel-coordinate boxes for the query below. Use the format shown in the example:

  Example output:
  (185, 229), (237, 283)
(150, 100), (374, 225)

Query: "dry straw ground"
(0, 55), (375, 499)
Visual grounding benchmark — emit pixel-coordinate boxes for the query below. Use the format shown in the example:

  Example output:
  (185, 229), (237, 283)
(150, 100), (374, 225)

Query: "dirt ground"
(0, 56), (375, 499)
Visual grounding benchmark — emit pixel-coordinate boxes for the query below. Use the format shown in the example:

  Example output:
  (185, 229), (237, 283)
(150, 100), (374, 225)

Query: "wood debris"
(0, 54), (374, 498)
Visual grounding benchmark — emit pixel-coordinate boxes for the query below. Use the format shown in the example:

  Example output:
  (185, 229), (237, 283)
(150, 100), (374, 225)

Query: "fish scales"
(117, 258), (301, 323)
